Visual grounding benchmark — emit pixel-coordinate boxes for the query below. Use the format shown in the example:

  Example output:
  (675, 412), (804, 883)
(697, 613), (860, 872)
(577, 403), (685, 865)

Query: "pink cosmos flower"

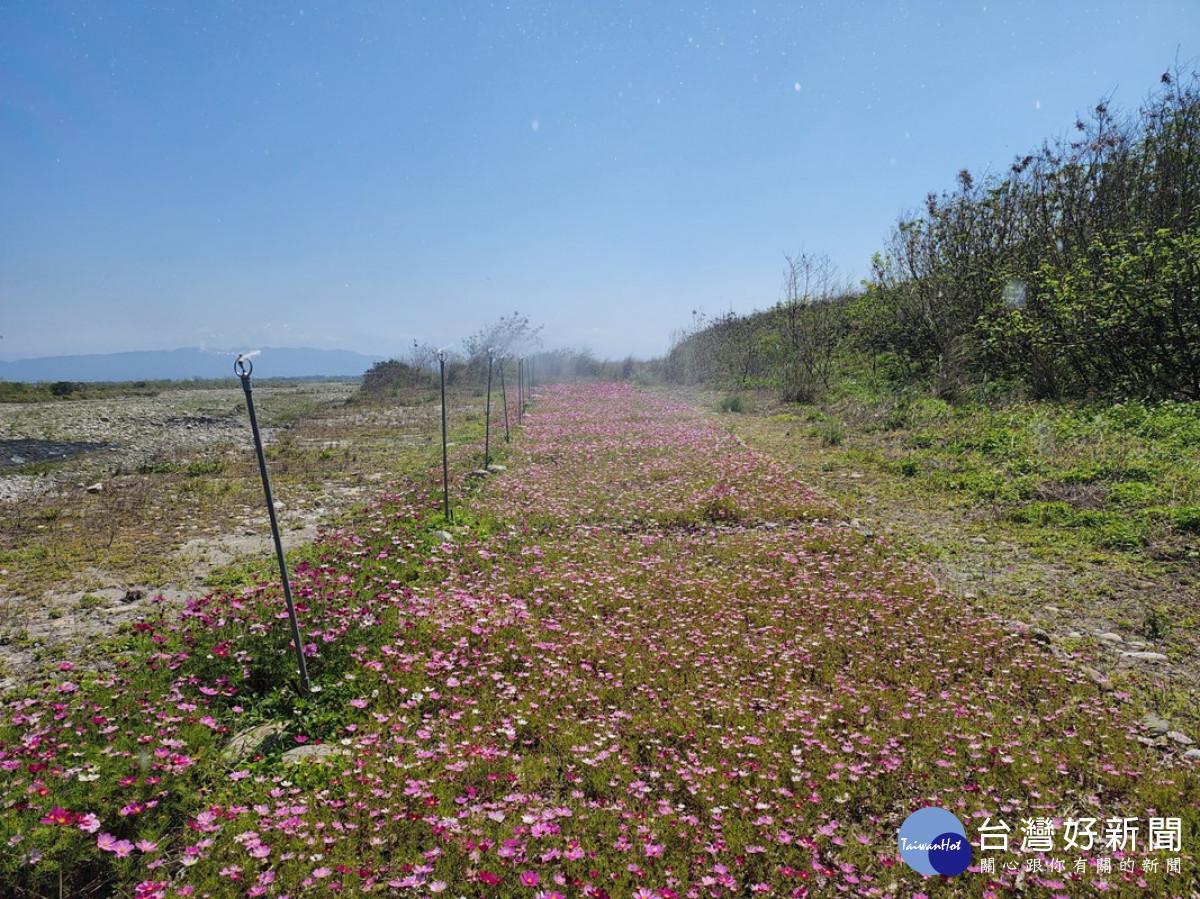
(40, 807), (77, 826)
(520, 871), (540, 887)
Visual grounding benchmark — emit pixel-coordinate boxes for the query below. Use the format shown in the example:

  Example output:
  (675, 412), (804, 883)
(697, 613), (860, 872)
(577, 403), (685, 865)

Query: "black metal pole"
(517, 357), (524, 424)
(438, 351), (450, 520)
(484, 351), (494, 469)
(499, 355), (510, 443)
(235, 356), (312, 693)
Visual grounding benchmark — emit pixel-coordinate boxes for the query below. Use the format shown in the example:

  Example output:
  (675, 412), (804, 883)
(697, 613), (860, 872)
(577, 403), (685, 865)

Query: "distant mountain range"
(0, 348), (387, 383)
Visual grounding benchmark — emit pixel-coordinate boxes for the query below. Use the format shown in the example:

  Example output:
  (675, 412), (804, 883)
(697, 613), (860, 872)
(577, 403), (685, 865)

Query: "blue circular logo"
(898, 807), (971, 876)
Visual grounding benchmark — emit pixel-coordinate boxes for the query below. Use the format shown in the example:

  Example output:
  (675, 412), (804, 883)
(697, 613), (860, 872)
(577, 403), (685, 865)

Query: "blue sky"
(1, 2), (1196, 362)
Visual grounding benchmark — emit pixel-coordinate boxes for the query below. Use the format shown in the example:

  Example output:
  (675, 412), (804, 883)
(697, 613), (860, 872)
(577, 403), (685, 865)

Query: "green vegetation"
(667, 66), (1200, 404)
(717, 392), (746, 413)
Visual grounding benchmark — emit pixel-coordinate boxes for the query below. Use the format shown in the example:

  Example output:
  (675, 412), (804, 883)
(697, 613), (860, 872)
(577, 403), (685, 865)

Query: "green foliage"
(718, 393), (746, 413)
(819, 421), (844, 446)
(360, 358), (434, 395)
(1106, 481), (1165, 508)
(1174, 505), (1200, 534)
(185, 459), (226, 476)
(1144, 606), (1173, 641)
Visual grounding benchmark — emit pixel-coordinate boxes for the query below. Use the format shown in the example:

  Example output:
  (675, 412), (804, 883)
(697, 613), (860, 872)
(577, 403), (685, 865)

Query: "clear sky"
(1, 2), (1196, 362)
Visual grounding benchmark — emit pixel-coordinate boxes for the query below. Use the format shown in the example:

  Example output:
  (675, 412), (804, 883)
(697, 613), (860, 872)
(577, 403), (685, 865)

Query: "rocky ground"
(0, 381), (470, 692)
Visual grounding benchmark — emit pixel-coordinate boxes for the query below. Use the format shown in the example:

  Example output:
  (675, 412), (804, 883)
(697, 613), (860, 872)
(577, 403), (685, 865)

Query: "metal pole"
(235, 355), (312, 693)
(438, 349), (450, 520)
(499, 354), (510, 443)
(484, 350), (494, 469)
(517, 356), (524, 424)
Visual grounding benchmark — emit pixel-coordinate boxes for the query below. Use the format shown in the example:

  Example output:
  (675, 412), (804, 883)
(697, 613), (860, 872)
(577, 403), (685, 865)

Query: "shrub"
(718, 394), (745, 413)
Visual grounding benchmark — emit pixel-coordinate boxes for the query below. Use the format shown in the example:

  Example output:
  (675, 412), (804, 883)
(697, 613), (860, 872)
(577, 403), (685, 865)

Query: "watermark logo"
(899, 807), (972, 876)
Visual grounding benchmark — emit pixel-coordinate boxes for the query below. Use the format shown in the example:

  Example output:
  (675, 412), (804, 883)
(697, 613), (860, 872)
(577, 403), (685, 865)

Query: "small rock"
(1167, 731), (1194, 746)
(223, 722), (287, 762)
(1184, 749), (1200, 761)
(281, 743), (348, 766)
(433, 530), (454, 542)
(1098, 632), (1123, 643)
(1066, 631), (1083, 639)
(486, 464), (507, 473)
(1044, 605), (1059, 614)
(467, 469), (490, 479)
(1032, 628), (1052, 644)
(1140, 715), (1172, 735)
(970, 536), (988, 544)
(122, 588), (145, 604)
(1121, 651), (1169, 662)
(1080, 666), (1111, 689)
(85, 483), (104, 494)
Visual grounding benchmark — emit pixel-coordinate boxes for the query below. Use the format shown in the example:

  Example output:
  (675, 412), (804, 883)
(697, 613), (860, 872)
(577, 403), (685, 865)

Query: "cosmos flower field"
(2, 383), (1197, 897)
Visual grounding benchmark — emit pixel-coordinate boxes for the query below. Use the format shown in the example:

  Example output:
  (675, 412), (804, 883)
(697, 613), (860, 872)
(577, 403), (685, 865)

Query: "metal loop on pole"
(235, 355), (254, 379)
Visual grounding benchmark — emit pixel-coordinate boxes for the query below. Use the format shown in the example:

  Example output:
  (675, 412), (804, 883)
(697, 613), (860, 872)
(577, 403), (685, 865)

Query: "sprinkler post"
(499, 353), (510, 443)
(517, 356), (524, 423)
(235, 355), (312, 694)
(437, 348), (451, 520)
(484, 348), (495, 469)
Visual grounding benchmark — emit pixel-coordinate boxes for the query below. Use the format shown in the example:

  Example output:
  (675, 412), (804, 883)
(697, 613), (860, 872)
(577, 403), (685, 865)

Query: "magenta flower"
(40, 807), (77, 826)
(520, 871), (540, 887)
